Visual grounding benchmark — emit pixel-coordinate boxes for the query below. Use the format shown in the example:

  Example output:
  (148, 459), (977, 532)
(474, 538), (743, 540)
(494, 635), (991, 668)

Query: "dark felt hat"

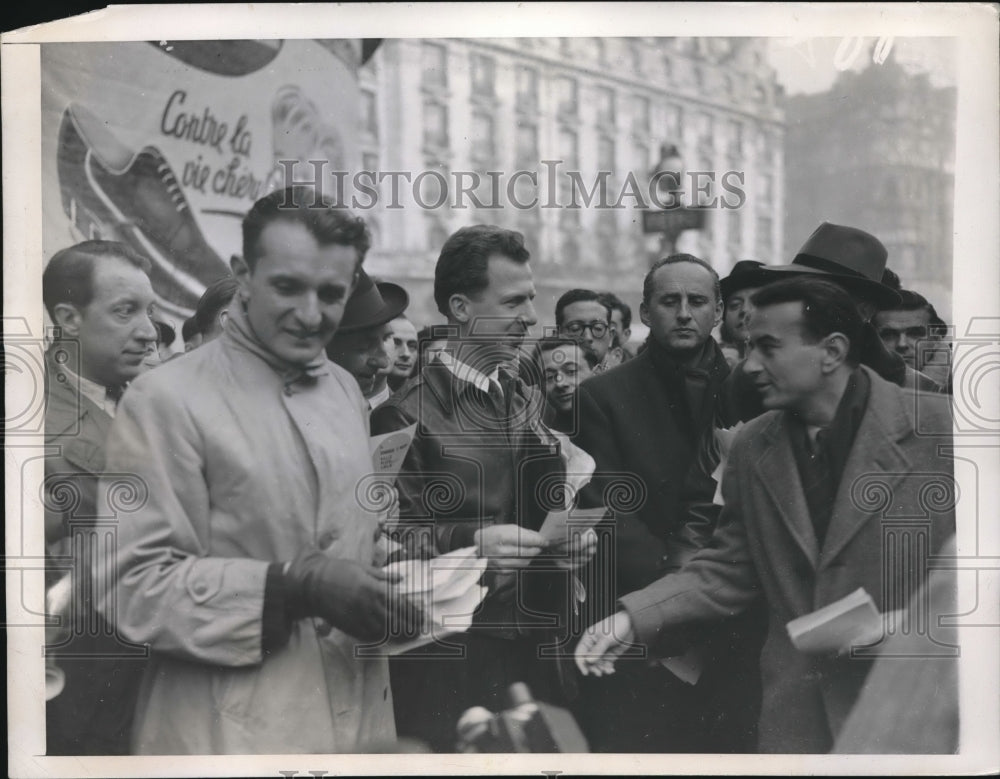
(758, 222), (902, 308)
(720, 260), (773, 301)
(337, 269), (409, 333)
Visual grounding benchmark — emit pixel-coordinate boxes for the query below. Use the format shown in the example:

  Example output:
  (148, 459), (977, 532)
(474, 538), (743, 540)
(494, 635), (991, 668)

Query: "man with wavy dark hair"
(373, 224), (597, 751)
(97, 187), (418, 754)
(577, 276), (956, 754)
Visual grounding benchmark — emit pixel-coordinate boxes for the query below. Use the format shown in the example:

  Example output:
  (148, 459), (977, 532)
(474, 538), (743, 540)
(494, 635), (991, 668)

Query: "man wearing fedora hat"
(326, 270), (409, 410)
(719, 259), (772, 368)
(720, 222), (941, 425)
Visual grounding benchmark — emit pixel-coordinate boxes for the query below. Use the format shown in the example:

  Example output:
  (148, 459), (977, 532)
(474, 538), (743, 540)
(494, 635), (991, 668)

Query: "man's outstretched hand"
(574, 610), (636, 676)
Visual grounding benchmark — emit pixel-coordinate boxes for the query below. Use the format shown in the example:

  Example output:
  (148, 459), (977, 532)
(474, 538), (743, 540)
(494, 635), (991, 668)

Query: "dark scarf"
(646, 335), (731, 445)
(224, 295), (329, 391)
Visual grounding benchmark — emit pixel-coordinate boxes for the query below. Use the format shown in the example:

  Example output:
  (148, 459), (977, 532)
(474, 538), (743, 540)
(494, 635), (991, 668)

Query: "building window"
(423, 102), (449, 150)
(758, 173), (773, 206)
(694, 153), (715, 206)
(697, 111), (714, 145)
(427, 216), (450, 252)
(632, 95), (650, 135)
(727, 210), (742, 254)
(597, 229), (617, 268)
(629, 40), (644, 75)
(596, 86), (616, 128)
(558, 231), (579, 265)
(727, 119), (743, 159)
(558, 128), (579, 222)
(470, 111), (496, 163)
(555, 76), (578, 118)
(517, 216), (540, 257)
(516, 65), (538, 112)
(421, 42), (447, 90)
(559, 128), (578, 168)
(471, 53), (496, 97)
(633, 142), (650, 176)
(663, 56), (674, 84)
(758, 130), (774, 165)
(665, 104), (684, 145)
(756, 216), (773, 257)
(597, 136), (615, 174)
(360, 89), (378, 139)
(515, 122), (538, 169)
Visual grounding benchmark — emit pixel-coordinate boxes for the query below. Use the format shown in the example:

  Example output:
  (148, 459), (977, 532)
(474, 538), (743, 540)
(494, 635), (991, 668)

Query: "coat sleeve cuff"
(618, 587), (665, 649)
(261, 562), (291, 654)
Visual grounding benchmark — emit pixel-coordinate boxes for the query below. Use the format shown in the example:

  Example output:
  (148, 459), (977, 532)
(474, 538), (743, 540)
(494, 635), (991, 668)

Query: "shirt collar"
(58, 362), (119, 417)
(367, 382), (392, 410)
(223, 295), (329, 389)
(437, 349), (500, 394)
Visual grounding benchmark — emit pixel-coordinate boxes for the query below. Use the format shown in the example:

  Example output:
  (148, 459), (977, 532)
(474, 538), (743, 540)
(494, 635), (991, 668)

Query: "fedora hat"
(337, 269), (409, 333)
(760, 222), (902, 308)
(720, 260), (773, 301)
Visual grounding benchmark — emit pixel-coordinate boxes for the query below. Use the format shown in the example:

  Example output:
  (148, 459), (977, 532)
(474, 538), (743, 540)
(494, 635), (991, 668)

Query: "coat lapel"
(819, 369), (911, 569)
(754, 414), (821, 569)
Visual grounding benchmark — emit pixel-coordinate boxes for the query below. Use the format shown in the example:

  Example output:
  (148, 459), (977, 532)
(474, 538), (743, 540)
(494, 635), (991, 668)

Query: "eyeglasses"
(562, 320), (609, 338)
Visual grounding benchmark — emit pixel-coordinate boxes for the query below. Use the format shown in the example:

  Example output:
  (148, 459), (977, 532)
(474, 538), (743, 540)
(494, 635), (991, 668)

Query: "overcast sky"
(767, 36), (957, 95)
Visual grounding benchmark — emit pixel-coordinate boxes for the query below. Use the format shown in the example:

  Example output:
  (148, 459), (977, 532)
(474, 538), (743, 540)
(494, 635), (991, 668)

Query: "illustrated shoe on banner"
(57, 103), (230, 313)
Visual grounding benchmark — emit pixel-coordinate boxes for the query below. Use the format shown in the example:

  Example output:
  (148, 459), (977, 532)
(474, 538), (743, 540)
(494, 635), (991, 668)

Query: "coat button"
(318, 530), (337, 550)
(192, 582), (208, 596)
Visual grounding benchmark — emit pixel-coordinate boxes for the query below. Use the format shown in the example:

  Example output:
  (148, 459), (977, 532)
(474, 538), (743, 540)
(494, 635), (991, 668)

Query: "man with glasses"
(555, 289), (616, 372)
(538, 335), (597, 434)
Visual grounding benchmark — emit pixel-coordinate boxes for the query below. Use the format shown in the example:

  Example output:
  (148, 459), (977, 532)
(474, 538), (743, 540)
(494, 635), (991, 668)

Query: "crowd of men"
(43, 185), (958, 756)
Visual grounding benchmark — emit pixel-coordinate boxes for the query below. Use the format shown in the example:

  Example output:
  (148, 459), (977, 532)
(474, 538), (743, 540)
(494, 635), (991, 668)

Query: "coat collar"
(45, 350), (113, 441)
(421, 356), (524, 417)
(753, 365), (914, 570)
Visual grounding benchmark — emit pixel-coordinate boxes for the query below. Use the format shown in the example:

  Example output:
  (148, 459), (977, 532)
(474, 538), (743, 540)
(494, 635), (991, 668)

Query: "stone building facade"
(356, 37), (785, 327)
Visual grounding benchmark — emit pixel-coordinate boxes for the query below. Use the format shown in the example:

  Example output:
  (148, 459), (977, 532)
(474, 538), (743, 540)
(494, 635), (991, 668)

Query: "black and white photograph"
(3, 3), (999, 776)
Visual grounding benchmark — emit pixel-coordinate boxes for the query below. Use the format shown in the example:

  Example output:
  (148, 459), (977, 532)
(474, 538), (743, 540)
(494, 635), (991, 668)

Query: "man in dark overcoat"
(576, 277), (956, 754)
(570, 254), (763, 752)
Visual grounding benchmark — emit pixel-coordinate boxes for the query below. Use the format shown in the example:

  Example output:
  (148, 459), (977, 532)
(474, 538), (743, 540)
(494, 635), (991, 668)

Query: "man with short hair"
(598, 291), (634, 361)
(570, 253), (762, 753)
(372, 225), (596, 752)
(326, 271), (408, 409)
(387, 316), (419, 391)
(556, 288), (615, 371)
(538, 335), (596, 434)
(576, 276), (956, 754)
(874, 289), (951, 391)
(98, 186), (415, 754)
(194, 275), (240, 345)
(718, 260), (769, 367)
(42, 239), (158, 754)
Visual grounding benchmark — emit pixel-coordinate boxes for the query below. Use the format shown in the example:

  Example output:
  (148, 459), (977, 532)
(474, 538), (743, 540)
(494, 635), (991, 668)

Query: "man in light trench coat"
(97, 186), (419, 754)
